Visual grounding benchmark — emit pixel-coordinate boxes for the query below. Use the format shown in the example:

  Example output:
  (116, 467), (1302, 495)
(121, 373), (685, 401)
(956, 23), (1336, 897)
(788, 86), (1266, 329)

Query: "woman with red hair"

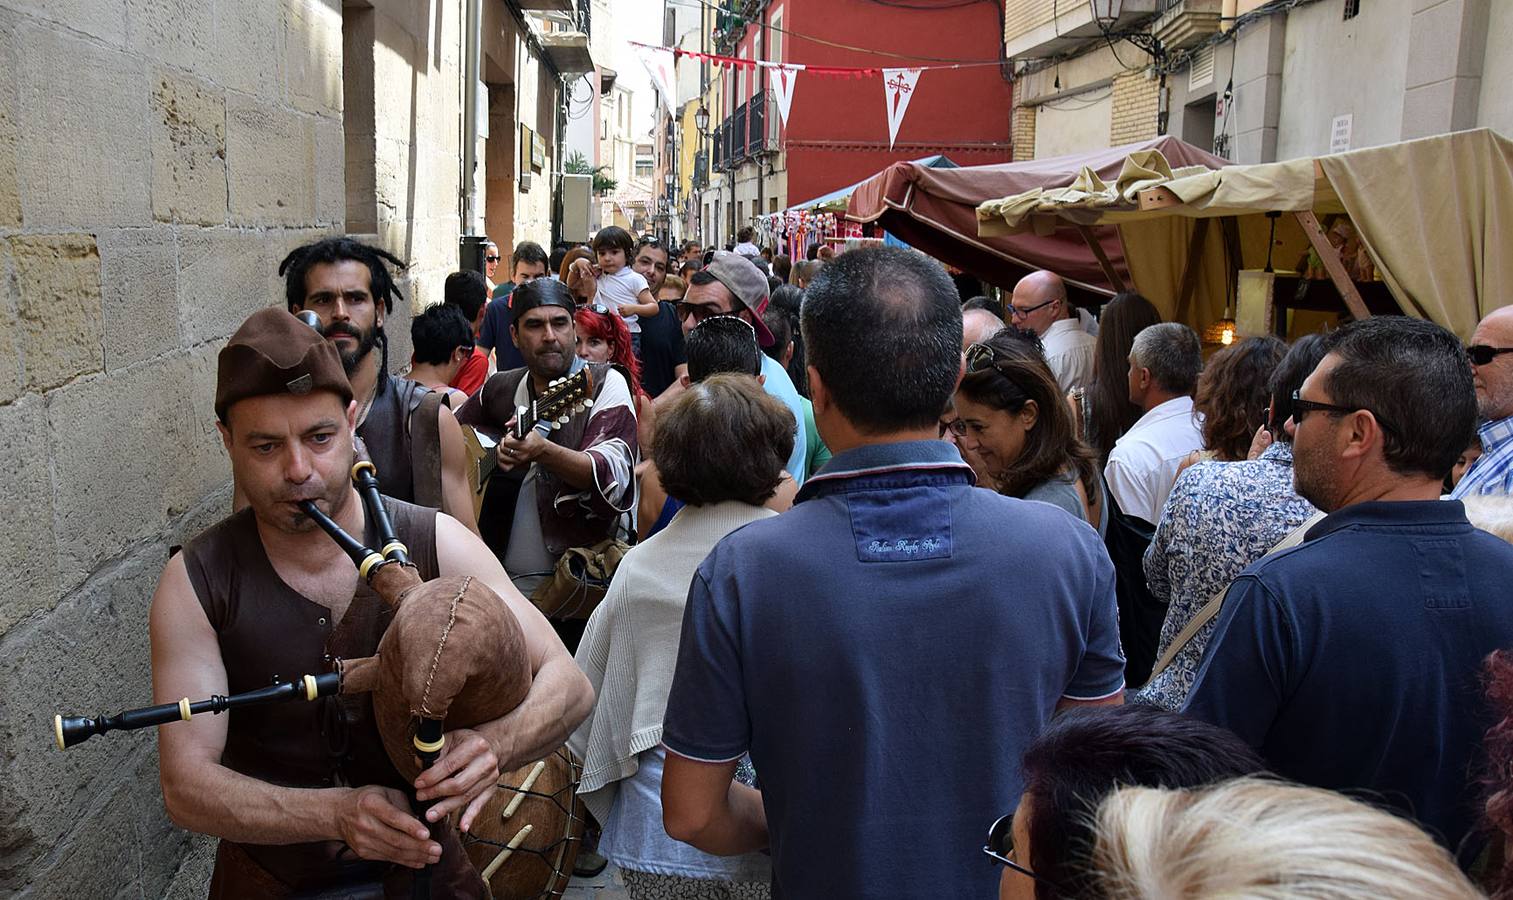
(576, 304), (654, 467)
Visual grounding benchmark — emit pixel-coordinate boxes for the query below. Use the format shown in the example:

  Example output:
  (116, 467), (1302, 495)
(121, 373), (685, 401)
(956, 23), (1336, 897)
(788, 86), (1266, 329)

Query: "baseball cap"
(216, 308), (353, 421)
(704, 250), (775, 347)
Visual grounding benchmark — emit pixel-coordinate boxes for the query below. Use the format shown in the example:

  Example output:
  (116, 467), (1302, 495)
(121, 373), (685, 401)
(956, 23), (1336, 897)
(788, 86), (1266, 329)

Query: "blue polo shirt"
(1184, 499), (1513, 862)
(478, 284), (526, 372)
(662, 440), (1124, 899)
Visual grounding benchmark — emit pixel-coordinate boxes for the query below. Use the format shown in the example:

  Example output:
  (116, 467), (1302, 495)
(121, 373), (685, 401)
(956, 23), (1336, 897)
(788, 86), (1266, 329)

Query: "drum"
(462, 747), (587, 899)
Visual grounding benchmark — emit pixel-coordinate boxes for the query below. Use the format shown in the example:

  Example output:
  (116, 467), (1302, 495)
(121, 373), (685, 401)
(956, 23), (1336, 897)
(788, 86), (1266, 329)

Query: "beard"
(327, 321), (381, 374)
(1291, 436), (1338, 513)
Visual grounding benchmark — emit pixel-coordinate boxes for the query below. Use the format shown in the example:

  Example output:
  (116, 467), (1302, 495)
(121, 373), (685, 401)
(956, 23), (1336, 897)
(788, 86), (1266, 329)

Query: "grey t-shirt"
(1023, 472), (1108, 536)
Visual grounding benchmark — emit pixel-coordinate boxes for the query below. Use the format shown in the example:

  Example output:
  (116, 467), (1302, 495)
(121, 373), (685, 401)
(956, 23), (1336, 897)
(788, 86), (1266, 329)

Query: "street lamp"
(695, 105), (710, 135)
(1088, 0), (1122, 26)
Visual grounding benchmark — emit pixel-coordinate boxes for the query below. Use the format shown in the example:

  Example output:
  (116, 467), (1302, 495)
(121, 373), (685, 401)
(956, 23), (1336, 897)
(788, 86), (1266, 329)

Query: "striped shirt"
(1452, 416), (1513, 498)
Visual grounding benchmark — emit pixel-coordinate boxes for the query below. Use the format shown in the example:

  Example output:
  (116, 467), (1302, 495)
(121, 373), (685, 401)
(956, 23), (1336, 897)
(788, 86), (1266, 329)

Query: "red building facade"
(702, 0), (1012, 241)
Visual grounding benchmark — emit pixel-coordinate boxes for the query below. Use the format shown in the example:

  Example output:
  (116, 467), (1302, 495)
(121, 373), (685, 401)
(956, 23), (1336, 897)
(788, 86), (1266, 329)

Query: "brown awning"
(844, 136), (1230, 299)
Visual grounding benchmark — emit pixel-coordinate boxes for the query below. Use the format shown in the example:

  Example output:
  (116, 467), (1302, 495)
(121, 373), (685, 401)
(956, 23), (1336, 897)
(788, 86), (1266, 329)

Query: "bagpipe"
(55, 314), (589, 898)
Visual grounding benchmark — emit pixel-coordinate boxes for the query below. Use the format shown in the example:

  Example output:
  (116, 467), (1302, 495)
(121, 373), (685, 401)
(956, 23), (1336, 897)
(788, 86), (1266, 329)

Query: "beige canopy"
(975, 129), (1513, 339)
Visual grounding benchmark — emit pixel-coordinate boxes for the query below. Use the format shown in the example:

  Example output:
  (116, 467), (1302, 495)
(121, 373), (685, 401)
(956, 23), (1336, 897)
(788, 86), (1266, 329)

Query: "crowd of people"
(146, 225), (1513, 899)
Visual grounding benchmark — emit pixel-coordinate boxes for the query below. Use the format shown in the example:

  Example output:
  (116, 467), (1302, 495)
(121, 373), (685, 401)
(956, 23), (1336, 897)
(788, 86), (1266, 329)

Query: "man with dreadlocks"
(279, 237), (479, 533)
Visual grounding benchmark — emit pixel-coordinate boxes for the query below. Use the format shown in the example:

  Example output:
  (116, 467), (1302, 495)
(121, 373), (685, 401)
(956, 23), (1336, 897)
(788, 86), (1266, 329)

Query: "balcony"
(693, 150), (709, 189)
(540, 31), (595, 75)
(519, 0), (573, 11)
(712, 124), (724, 170)
(732, 102), (748, 163)
(747, 91), (765, 156)
(1151, 0), (1223, 50)
(1003, 0), (1160, 59)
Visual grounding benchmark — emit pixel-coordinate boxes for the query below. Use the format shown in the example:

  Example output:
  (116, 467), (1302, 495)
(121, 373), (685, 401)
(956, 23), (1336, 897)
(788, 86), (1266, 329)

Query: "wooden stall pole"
(1074, 224), (1128, 293)
(1173, 218), (1211, 326)
(1295, 210), (1372, 321)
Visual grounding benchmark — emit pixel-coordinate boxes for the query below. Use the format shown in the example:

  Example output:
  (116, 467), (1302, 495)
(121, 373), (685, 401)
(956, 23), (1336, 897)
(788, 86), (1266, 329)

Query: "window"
(1343, 0), (1359, 19)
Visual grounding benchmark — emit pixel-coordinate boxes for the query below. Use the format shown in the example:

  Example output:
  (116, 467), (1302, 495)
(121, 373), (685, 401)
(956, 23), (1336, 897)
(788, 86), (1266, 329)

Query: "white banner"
(769, 64), (803, 129)
(634, 45), (677, 112)
(881, 67), (922, 150)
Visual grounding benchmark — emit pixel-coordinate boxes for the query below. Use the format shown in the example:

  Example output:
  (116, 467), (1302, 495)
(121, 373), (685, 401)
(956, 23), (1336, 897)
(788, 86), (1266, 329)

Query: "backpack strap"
(1146, 509), (1326, 681)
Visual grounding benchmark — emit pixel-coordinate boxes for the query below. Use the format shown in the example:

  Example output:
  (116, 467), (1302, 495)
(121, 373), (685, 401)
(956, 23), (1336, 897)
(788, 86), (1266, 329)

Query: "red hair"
(575, 307), (645, 398)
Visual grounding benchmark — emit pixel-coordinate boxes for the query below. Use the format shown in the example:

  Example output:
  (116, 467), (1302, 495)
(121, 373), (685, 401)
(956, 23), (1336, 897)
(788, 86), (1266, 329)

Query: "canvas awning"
(976, 129), (1513, 339)
(844, 136), (1230, 299)
(786, 155), (956, 215)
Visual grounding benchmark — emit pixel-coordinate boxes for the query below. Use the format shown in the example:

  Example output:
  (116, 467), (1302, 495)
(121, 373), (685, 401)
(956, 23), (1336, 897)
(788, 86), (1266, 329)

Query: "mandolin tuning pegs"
(550, 421), (562, 430)
(583, 399), (594, 408)
(558, 415), (569, 424)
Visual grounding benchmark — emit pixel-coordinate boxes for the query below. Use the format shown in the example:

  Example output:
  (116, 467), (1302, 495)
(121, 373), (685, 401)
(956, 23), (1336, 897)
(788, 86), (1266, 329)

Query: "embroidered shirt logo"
(868, 538), (943, 556)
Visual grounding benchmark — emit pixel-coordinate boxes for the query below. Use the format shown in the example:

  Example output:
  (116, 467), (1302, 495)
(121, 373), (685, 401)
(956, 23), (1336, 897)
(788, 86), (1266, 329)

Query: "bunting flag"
(769, 64), (803, 128)
(633, 44), (677, 111)
(881, 68), (922, 150)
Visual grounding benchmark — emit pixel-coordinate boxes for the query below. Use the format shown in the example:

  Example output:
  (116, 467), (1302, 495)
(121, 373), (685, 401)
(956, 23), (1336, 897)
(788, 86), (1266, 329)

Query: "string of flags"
(630, 41), (994, 150)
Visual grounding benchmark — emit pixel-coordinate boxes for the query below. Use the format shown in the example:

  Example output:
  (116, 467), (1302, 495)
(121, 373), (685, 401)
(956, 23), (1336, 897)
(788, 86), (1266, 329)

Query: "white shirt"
(1041, 317), (1097, 393)
(1104, 395), (1204, 525)
(595, 267), (650, 332)
(1075, 306), (1100, 337)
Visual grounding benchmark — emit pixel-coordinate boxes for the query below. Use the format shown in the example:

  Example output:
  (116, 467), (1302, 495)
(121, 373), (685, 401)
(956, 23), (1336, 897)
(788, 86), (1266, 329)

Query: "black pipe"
(411, 718), (447, 900)
(56, 672), (342, 750)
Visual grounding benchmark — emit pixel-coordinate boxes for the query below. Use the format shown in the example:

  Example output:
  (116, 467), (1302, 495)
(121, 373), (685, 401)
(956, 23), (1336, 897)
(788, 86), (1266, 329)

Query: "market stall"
(844, 136), (1230, 301)
(975, 128), (1513, 340)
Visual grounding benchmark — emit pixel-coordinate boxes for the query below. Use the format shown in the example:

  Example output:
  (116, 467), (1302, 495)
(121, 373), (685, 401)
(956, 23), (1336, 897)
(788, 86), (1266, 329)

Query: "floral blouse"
(1132, 442), (1318, 711)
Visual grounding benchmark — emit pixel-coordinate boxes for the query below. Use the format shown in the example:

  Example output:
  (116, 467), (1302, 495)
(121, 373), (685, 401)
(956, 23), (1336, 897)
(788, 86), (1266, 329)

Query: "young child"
(570, 226), (659, 351)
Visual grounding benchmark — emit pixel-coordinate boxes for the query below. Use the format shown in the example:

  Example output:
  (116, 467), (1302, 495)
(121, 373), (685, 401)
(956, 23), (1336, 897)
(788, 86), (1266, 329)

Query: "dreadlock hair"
(279, 236), (408, 315)
(279, 236), (409, 376)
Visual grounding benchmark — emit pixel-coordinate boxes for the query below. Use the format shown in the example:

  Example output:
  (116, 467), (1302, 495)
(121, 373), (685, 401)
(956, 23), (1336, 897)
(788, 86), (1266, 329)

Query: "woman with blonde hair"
(1090, 778), (1483, 900)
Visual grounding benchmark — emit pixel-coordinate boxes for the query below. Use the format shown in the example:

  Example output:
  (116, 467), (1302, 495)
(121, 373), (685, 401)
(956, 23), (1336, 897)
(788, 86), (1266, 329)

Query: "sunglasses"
(965, 341), (999, 373)
(484, 255), (501, 263)
(983, 813), (1054, 886)
(1008, 297), (1056, 320)
(1468, 345), (1513, 366)
(1290, 389), (1399, 435)
(583, 303), (613, 316)
(677, 300), (736, 323)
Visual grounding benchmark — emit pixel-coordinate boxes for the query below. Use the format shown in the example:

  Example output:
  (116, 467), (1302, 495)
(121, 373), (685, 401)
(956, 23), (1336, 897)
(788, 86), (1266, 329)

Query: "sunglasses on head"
(1468, 345), (1513, 366)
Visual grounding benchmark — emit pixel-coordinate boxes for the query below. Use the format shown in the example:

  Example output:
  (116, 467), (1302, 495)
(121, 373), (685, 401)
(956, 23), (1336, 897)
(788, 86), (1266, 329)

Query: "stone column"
(1400, 0), (1489, 139)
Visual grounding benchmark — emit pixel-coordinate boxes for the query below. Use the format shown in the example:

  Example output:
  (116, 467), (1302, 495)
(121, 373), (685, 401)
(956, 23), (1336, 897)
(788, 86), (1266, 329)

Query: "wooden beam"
(1137, 186), (1183, 211)
(1074, 224), (1127, 293)
(1174, 217), (1211, 326)
(1295, 210), (1372, 321)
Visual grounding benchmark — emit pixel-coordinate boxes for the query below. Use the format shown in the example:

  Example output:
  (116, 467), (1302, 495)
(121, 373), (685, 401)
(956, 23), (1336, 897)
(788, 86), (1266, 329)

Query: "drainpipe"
(461, 0), (482, 235)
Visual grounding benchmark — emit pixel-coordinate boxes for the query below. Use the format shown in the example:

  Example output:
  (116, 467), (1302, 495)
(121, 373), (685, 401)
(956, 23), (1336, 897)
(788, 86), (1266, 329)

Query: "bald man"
(1453, 305), (1513, 498)
(1009, 270), (1095, 392)
(962, 307), (1006, 350)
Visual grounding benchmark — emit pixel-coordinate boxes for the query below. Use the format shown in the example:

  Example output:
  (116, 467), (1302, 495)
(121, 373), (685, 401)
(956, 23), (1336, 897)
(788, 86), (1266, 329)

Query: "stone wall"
(1010, 104), (1036, 161)
(0, 0), (460, 895)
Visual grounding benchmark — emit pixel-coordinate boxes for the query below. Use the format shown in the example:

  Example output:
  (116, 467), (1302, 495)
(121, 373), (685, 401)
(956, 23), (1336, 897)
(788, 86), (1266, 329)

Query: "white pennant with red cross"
(881, 68), (922, 150)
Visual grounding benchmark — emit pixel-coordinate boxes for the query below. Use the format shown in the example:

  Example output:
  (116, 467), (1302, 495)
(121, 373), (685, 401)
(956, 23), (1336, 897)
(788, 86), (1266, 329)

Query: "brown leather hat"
(215, 308), (353, 421)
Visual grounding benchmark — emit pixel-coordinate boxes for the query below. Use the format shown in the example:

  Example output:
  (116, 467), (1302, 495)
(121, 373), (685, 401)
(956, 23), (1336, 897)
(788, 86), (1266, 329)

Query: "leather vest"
(356, 375), (429, 505)
(183, 498), (484, 898)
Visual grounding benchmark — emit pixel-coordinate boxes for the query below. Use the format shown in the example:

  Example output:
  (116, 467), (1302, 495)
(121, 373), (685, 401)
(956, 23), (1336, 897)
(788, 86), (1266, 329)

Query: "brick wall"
(1011, 104), (1037, 160)
(1110, 69), (1161, 145)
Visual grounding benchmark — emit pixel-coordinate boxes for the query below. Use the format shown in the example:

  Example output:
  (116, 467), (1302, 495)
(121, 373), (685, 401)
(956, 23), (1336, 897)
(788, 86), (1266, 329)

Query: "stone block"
(150, 70), (228, 227)
(286, 0), (345, 118)
(226, 95), (315, 227)
(98, 227), (181, 370)
(0, 244), (20, 405)
(1, 0), (127, 48)
(177, 228), (286, 344)
(161, 833), (217, 900)
(125, 0), (216, 73)
(9, 234), (105, 393)
(0, 12), (20, 229)
(47, 351), (227, 590)
(15, 23), (150, 228)
(313, 116), (346, 226)
(0, 396), (59, 634)
(0, 549), (160, 881)
(9, 753), (185, 900)
(1405, 0), (1473, 86)
(213, 0), (284, 98)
